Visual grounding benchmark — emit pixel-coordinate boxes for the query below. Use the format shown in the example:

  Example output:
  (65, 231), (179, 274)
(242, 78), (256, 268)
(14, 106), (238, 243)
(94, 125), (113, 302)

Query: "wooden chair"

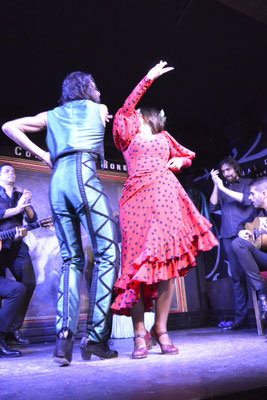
(251, 271), (267, 335)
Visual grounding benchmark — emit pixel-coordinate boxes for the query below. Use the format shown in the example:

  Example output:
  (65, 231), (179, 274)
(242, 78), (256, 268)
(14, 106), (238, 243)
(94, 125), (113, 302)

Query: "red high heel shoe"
(132, 330), (152, 359)
(150, 326), (179, 355)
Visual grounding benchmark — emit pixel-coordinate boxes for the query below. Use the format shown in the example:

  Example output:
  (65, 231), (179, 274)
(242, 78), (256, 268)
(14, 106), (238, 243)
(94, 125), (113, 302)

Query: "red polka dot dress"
(111, 76), (218, 316)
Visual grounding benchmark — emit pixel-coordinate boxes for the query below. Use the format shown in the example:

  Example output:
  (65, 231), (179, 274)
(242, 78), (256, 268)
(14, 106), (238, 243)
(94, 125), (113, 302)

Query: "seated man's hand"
(14, 227), (27, 241)
(259, 219), (267, 235)
(238, 229), (251, 241)
(21, 189), (32, 204)
(16, 191), (31, 213)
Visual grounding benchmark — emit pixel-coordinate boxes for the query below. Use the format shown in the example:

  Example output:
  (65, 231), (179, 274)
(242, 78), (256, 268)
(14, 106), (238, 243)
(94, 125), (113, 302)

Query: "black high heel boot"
(53, 328), (74, 366)
(80, 336), (118, 360)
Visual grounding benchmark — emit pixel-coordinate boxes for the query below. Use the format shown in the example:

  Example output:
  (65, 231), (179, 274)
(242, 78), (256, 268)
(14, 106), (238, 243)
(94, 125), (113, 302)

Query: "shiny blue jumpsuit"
(47, 100), (119, 343)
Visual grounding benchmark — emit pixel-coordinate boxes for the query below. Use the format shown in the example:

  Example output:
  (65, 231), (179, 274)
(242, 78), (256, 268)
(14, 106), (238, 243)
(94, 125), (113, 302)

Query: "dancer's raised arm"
(146, 60), (174, 80)
(113, 61), (174, 151)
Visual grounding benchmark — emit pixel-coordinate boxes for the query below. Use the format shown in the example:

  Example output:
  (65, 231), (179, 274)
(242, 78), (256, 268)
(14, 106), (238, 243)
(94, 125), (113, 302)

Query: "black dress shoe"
(53, 328), (74, 366)
(6, 330), (30, 345)
(222, 317), (246, 331)
(0, 335), (21, 357)
(80, 337), (118, 360)
(258, 294), (267, 320)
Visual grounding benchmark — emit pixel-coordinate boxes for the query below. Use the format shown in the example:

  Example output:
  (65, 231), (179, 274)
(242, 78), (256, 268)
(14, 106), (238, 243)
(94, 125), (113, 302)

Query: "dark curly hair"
(139, 107), (166, 134)
(59, 71), (100, 105)
(219, 157), (243, 178)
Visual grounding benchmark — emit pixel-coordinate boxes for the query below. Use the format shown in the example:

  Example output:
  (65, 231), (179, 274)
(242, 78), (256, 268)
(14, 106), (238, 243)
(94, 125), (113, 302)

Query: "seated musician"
(0, 163), (37, 344)
(232, 177), (267, 320)
(0, 227), (27, 357)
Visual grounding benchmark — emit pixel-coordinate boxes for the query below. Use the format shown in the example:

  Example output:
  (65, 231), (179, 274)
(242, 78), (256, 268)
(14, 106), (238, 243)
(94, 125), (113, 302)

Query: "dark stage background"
(1, 0), (267, 166)
(1, 0), (267, 330)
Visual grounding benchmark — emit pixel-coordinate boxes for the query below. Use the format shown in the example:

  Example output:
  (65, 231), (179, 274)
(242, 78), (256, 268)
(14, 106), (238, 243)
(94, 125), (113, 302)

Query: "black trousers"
(223, 238), (249, 318)
(0, 241), (36, 330)
(232, 237), (267, 291)
(0, 277), (26, 333)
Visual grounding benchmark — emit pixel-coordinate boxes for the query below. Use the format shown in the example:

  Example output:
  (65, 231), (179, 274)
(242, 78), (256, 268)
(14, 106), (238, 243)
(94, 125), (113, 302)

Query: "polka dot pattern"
(111, 76), (218, 316)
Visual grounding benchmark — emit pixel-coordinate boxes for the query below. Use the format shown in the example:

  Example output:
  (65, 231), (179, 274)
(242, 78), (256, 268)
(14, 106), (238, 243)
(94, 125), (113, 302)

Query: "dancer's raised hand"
(147, 60), (174, 80)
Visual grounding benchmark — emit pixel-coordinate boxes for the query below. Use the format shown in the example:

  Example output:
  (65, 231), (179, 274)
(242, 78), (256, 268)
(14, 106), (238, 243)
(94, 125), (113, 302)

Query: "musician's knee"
(232, 237), (250, 253)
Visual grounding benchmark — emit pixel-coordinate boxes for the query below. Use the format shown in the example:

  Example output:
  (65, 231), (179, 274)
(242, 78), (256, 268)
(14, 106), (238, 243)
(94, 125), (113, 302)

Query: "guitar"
(0, 217), (53, 251)
(245, 217), (267, 252)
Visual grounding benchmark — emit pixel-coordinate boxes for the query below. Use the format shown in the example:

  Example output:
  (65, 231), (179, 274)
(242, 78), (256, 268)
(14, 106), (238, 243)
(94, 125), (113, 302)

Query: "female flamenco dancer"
(111, 61), (218, 359)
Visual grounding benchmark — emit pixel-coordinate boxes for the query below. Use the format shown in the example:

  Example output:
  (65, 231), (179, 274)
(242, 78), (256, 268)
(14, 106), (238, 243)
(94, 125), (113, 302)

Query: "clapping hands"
(16, 189), (32, 212)
(210, 169), (224, 189)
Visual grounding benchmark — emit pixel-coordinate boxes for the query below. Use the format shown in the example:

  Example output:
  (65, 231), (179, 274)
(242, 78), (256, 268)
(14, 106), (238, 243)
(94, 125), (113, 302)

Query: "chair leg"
(252, 289), (264, 336)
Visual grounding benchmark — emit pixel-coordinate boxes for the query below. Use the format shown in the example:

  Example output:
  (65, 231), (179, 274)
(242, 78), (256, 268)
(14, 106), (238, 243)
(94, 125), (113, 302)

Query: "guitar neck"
(0, 221), (41, 241)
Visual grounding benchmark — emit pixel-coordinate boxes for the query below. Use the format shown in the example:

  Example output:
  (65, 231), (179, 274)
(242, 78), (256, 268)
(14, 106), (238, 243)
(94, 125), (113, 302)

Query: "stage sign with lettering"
(1, 143), (127, 173)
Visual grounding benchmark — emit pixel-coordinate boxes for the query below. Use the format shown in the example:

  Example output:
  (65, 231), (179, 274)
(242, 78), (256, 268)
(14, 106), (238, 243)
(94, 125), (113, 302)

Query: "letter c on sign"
(15, 146), (22, 156)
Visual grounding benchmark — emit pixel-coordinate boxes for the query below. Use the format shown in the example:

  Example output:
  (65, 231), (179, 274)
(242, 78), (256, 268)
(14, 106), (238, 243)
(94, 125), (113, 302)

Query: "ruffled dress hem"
(111, 226), (218, 316)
